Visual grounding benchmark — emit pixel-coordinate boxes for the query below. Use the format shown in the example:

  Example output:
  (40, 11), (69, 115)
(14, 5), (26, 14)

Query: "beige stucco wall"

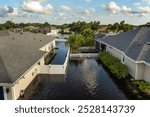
(12, 63), (40, 100)
(39, 40), (55, 52)
(143, 65), (150, 83)
(107, 46), (122, 61)
(11, 41), (55, 100)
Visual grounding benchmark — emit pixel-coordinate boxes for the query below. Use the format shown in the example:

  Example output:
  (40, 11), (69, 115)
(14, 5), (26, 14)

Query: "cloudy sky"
(0, 0), (150, 25)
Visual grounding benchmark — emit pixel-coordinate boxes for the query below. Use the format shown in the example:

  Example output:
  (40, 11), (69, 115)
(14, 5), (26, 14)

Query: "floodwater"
(30, 59), (128, 100)
(50, 41), (68, 65)
(20, 36), (128, 100)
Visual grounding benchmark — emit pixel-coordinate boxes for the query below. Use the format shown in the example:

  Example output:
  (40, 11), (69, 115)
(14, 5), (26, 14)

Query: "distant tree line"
(107, 21), (134, 33)
(0, 21), (51, 30)
(59, 21), (100, 34)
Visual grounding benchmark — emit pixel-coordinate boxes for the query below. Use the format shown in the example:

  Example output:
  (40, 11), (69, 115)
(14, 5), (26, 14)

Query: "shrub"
(99, 52), (128, 79)
(44, 49), (55, 65)
(131, 80), (150, 91)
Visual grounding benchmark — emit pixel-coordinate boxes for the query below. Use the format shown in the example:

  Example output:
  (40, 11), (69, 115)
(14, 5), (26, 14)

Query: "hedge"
(44, 49), (55, 65)
(99, 52), (128, 79)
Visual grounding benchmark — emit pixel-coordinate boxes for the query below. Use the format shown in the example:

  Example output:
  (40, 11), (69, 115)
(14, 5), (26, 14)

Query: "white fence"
(40, 48), (70, 75)
(55, 39), (67, 42)
(70, 53), (99, 58)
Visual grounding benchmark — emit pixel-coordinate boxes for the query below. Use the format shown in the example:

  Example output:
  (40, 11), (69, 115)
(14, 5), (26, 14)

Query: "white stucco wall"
(107, 46), (122, 61)
(124, 57), (137, 78)
(143, 65), (150, 83)
(106, 46), (137, 79)
(136, 63), (145, 80)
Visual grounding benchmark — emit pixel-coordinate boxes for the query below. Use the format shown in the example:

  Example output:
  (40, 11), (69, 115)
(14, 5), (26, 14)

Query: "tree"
(3, 21), (16, 29)
(68, 34), (85, 50)
(90, 21), (100, 31)
(81, 28), (95, 46)
(107, 21), (134, 33)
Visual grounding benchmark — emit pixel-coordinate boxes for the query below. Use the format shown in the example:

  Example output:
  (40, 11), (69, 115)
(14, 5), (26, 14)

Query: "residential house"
(0, 30), (55, 100)
(47, 26), (60, 36)
(95, 27), (150, 83)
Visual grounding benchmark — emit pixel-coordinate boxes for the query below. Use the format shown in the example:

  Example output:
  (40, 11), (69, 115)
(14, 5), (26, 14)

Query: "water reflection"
(81, 59), (98, 94)
(50, 41), (68, 65)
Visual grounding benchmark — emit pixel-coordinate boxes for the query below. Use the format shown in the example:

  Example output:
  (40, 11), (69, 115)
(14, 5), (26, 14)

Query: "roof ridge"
(137, 44), (148, 61)
(125, 27), (149, 54)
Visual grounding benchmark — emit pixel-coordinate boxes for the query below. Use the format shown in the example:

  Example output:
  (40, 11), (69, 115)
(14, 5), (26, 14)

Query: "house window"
(122, 55), (125, 64)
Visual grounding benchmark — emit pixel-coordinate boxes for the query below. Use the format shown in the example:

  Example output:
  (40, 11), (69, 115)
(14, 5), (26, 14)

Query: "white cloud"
(90, 8), (96, 13)
(133, 2), (141, 6)
(121, 6), (132, 14)
(59, 12), (64, 16)
(28, 0), (45, 2)
(22, 12), (30, 17)
(138, 6), (150, 13)
(8, 7), (18, 16)
(85, 0), (91, 2)
(79, 8), (96, 15)
(84, 9), (90, 14)
(0, 6), (18, 17)
(143, 0), (150, 4)
(22, 1), (53, 14)
(105, 1), (150, 17)
(106, 1), (120, 14)
(61, 5), (72, 12)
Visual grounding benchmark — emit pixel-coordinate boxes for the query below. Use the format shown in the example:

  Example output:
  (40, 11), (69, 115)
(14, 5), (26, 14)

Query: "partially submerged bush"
(99, 52), (128, 79)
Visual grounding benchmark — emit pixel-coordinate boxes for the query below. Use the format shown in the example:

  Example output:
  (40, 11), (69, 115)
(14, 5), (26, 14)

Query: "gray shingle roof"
(0, 31), (55, 84)
(96, 27), (150, 64)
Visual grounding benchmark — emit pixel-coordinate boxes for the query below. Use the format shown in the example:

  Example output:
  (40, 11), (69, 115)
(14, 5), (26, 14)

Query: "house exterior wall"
(10, 41), (55, 100)
(143, 65), (150, 83)
(97, 41), (150, 83)
(39, 40), (55, 52)
(136, 63), (145, 80)
(124, 57), (136, 78)
(12, 63), (40, 100)
(107, 46), (122, 61)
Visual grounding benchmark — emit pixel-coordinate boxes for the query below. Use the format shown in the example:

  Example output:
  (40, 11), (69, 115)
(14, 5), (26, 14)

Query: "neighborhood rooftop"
(0, 31), (55, 84)
(96, 27), (150, 64)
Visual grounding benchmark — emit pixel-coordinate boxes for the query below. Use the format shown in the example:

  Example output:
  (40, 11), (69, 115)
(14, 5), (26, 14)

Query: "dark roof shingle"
(0, 31), (55, 84)
(96, 27), (150, 64)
